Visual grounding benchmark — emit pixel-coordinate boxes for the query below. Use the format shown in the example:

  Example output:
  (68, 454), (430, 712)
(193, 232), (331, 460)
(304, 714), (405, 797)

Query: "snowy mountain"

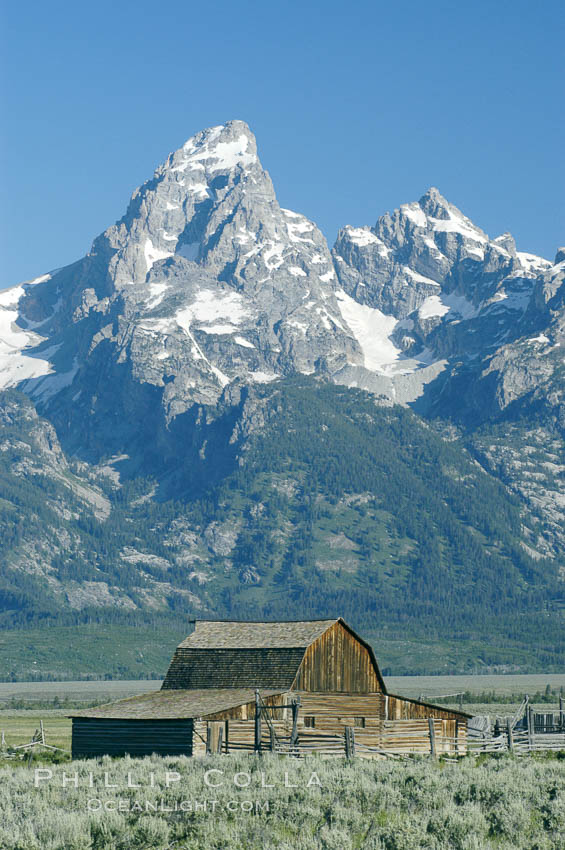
(0, 121), (359, 448)
(1, 122), (562, 448)
(1, 119), (563, 672)
(332, 187), (557, 404)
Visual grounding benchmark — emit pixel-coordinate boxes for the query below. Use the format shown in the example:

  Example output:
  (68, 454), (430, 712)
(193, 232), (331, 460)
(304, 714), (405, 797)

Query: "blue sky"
(1, 0), (563, 287)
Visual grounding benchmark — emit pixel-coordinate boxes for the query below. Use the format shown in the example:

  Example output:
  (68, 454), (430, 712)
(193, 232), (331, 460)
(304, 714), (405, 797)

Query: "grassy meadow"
(0, 752), (563, 849)
(0, 712), (71, 752)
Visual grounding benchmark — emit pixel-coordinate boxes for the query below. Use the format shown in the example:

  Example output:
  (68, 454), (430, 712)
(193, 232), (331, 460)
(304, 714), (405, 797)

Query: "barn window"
(354, 717), (366, 728)
(304, 716), (316, 728)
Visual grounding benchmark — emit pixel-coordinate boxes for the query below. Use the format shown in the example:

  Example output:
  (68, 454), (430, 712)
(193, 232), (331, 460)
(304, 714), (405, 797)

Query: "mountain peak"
(420, 186), (446, 203)
(418, 186), (451, 218)
(165, 120), (258, 178)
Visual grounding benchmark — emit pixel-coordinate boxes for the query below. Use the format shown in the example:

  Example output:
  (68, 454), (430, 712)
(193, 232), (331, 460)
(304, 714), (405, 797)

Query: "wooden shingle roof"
(161, 619), (340, 690)
(178, 619), (339, 650)
(70, 688), (286, 720)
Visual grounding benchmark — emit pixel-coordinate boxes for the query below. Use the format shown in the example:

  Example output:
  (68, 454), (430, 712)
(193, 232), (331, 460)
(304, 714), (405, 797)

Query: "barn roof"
(177, 619), (339, 649)
(161, 617), (386, 692)
(70, 688), (286, 720)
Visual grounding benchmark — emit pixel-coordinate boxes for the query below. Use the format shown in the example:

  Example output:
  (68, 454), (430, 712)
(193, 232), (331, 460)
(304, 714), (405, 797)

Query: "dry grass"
(385, 673), (565, 698)
(0, 713), (71, 751)
(0, 680), (161, 705)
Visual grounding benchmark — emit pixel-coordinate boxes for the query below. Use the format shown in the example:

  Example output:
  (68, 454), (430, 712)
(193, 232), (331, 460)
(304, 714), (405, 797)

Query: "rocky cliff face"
(332, 187), (561, 408)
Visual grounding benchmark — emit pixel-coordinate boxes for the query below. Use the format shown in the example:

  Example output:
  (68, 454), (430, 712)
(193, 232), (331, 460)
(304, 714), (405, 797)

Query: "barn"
(70, 618), (470, 758)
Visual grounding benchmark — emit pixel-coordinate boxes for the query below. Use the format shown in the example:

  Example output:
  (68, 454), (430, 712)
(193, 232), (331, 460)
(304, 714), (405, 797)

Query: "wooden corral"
(70, 618), (470, 759)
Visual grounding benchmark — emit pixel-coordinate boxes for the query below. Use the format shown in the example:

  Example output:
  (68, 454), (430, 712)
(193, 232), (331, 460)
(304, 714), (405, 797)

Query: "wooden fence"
(195, 715), (466, 759)
(468, 729), (565, 756)
(195, 714), (565, 760)
(192, 693), (565, 760)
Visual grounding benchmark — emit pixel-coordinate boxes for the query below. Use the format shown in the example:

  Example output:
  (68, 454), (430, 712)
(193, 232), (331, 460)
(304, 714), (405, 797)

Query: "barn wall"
(71, 718), (193, 759)
(203, 692), (287, 722)
(191, 691), (468, 756)
(292, 621), (382, 692)
(386, 694), (468, 722)
(195, 692), (385, 754)
(296, 691), (385, 717)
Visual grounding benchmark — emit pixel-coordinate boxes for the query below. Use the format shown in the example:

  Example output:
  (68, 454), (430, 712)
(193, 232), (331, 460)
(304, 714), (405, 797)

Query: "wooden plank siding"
(203, 692), (288, 722)
(295, 691), (386, 716)
(292, 621), (383, 693)
(386, 694), (471, 722)
(71, 718), (193, 759)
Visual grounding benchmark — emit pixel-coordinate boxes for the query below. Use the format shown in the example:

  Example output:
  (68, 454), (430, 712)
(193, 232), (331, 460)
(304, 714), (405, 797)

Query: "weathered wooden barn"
(71, 618), (470, 758)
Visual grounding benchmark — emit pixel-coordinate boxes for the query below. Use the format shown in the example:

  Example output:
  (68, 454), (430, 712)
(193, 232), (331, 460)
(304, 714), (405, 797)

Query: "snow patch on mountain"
(429, 212), (487, 243)
(144, 239), (173, 273)
(403, 267), (440, 287)
(440, 292), (479, 321)
(145, 283), (169, 309)
(516, 252), (551, 274)
(234, 336), (255, 348)
(178, 130), (256, 174)
(401, 205), (427, 228)
(176, 289), (247, 329)
(418, 295), (450, 320)
(285, 216), (315, 245)
(0, 286), (54, 389)
(28, 357), (80, 403)
(336, 290), (402, 373)
(250, 370), (279, 383)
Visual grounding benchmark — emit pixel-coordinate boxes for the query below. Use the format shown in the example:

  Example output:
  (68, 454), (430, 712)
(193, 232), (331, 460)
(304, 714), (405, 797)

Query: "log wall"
(71, 718), (193, 758)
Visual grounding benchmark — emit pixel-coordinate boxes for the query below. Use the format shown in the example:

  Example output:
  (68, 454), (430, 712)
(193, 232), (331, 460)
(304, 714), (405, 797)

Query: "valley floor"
(2, 673), (564, 707)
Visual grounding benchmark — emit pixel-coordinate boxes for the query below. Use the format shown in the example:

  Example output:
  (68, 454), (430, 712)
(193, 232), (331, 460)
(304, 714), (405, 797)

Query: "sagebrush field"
(0, 752), (564, 849)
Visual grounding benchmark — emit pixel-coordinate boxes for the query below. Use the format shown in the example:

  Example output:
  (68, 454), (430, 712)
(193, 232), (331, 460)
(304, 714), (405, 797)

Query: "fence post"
(560, 697), (564, 732)
(428, 718), (437, 758)
(270, 726), (276, 752)
(290, 697), (300, 754)
(205, 725), (211, 756)
(527, 706), (534, 751)
(224, 720), (229, 754)
(216, 726), (224, 754)
(455, 720), (460, 756)
(506, 717), (514, 753)
(255, 689), (262, 755)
